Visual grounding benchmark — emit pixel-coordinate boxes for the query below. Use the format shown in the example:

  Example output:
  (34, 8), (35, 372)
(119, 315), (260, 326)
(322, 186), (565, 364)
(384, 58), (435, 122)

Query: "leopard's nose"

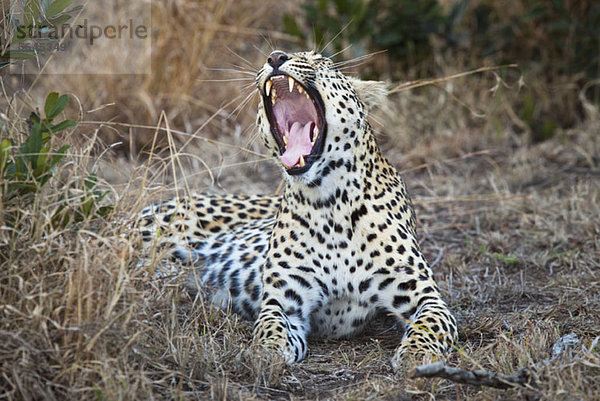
(267, 51), (289, 69)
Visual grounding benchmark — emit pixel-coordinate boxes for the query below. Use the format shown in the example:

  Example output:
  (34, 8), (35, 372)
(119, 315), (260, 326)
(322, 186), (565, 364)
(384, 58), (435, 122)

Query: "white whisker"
(320, 19), (353, 54)
(226, 46), (258, 71)
(333, 50), (387, 68)
(329, 44), (353, 60)
(205, 67), (256, 76)
(228, 90), (257, 119)
(261, 34), (276, 54)
(231, 63), (258, 74)
(253, 44), (269, 58)
(243, 124), (262, 148)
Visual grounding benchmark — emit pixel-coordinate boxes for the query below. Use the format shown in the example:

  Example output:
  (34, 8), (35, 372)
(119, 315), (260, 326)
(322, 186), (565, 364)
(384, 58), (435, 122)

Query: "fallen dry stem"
(409, 361), (532, 389)
(409, 334), (586, 400)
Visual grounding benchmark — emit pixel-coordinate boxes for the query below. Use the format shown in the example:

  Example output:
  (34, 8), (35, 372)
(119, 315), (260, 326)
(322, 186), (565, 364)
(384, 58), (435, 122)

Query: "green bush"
(464, 0), (600, 80)
(285, 0), (600, 140)
(0, 92), (112, 228)
(0, 93), (74, 199)
(286, 0), (599, 80)
(284, 0), (445, 72)
(460, 0), (600, 137)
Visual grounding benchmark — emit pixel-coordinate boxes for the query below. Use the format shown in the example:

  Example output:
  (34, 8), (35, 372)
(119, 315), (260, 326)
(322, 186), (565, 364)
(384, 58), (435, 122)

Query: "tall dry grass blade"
(388, 64), (519, 94)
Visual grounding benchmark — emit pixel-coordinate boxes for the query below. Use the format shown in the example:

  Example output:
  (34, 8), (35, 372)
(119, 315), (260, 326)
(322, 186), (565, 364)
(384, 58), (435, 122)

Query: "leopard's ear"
(348, 78), (388, 111)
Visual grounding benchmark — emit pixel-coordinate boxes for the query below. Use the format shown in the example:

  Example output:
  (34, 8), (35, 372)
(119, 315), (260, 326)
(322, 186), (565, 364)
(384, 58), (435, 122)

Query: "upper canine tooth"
(288, 77), (294, 92)
(265, 80), (272, 96)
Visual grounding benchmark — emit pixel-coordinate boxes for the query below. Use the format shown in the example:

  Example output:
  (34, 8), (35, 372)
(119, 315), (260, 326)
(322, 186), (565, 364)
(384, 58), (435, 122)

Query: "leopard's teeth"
(283, 135), (288, 145)
(271, 94), (276, 104)
(299, 155), (305, 167)
(312, 126), (319, 142)
(265, 79), (272, 97)
(288, 76), (294, 92)
(297, 86), (304, 94)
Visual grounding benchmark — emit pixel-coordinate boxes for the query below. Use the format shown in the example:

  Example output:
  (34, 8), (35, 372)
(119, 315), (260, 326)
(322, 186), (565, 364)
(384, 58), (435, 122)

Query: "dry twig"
(409, 333), (580, 391)
(409, 362), (533, 389)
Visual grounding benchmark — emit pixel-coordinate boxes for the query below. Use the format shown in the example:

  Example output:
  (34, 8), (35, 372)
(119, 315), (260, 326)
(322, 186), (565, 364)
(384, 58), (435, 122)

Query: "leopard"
(134, 50), (458, 369)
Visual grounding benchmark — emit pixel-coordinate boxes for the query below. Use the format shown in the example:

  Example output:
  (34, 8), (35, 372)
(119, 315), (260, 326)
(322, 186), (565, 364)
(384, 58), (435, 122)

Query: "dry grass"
(1, 0), (599, 399)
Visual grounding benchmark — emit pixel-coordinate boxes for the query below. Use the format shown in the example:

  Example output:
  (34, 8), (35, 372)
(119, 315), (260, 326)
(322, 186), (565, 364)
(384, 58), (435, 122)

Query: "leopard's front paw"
(259, 337), (295, 361)
(253, 324), (295, 363)
(390, 336), (445, 371)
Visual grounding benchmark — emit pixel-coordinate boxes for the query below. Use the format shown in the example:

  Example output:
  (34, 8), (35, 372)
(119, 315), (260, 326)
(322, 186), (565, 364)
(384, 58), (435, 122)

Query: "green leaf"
(41, 131), (52, 144)
(13, 154), (25, 178)
(46, 0), (74, 18)
(34, 146), (51, 177)
(48, 14), (74, 26)
(51, 144), (70, 165)
(49, 119), (77, 132)
(0, 50), (37, 60)
(46, 94), (69, 120)
(97, 205), (114, 218)
(4, 161), (16, 177)
(84, 174), (97, 190)
(29, 112), (41, 125)
(0, 139), (12, 172)
(23, 0), (41, 27)
(22, 122), (43, 165)
(7, 181), (38, 195)
(41, 0), (53, 13)
(44, 92), (59, 118)
(491, 253), (518, 264)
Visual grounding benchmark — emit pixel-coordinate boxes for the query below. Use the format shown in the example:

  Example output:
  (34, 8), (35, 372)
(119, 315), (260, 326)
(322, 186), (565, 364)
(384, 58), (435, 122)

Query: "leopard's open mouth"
(262, 73), (327, 175)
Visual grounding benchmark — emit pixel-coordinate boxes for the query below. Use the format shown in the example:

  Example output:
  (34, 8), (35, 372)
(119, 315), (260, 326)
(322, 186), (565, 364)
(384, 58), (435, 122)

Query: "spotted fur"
(135, 51), (458, 368)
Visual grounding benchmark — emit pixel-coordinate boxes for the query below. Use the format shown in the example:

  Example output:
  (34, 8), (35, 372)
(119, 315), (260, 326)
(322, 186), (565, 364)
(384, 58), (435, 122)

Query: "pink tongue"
(281, 121), (314, 168)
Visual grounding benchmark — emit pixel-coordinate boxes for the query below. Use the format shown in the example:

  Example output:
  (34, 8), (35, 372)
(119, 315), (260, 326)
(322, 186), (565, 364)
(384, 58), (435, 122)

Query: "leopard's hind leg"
(133, 194), (280, 320)
(177, 218), (274, 320)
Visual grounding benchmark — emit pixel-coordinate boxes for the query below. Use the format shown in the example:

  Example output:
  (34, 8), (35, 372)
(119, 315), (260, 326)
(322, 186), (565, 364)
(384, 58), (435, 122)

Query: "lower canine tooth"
(299, 156), (305, 167)
(283, 136), (288, 145)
